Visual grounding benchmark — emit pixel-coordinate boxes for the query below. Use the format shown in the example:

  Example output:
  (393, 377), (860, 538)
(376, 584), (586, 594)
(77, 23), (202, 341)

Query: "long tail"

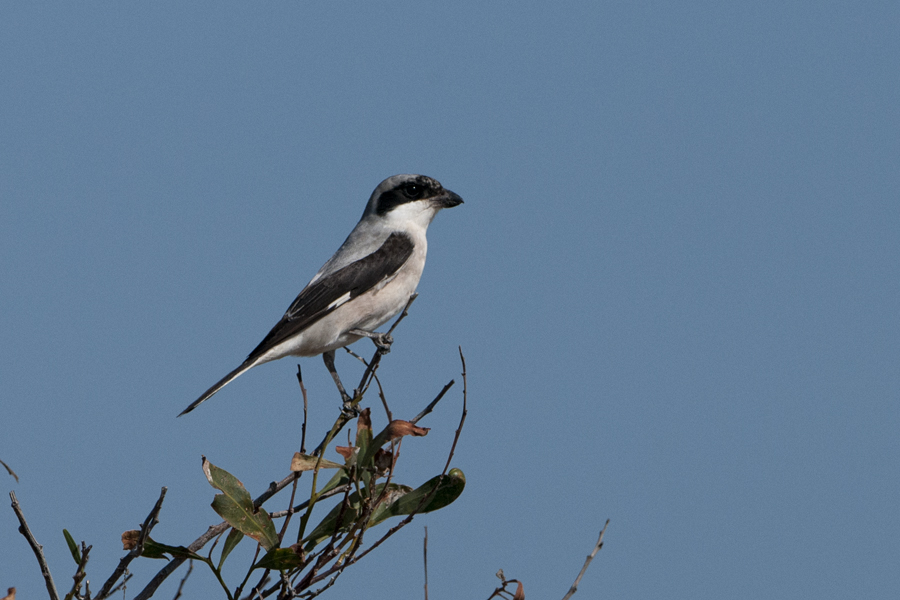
(178, 359), (258, 417)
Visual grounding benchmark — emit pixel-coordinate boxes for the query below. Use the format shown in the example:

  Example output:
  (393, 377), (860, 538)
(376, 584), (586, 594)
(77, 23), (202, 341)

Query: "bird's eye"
(403, 183), (423, 199)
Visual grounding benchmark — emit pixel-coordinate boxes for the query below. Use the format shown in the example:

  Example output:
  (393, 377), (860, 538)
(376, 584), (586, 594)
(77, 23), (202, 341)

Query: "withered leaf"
(385, 420), (429, 439)
(356, 407), (372, 435)
(290, 452), (343, 472)
(513, 581), (525, 600)
(122, 530), (140, 551)
(334, 446), (354, 461)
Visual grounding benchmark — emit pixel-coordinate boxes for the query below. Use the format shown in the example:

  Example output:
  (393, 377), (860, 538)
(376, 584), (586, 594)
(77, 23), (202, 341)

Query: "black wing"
(245, 232), (414, 362)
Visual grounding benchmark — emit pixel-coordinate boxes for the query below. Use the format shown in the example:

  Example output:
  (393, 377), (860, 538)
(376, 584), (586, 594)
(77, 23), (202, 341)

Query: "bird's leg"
(348, 328), (394, 355)
(322, 350), (357, 416)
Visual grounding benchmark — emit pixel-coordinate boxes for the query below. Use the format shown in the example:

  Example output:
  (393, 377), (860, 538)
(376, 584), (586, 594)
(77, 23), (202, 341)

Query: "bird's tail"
(178, 359), (257, 417)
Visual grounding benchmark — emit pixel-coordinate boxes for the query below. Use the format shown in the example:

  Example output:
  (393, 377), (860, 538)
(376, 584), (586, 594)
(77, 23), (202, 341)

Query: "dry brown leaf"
(334, 446), (354, 461)
(356, 407), (372, 437)
(386, 420), (430, 439)
(290, 452), (343, 472)
(513, 580), (525, 600)
(121, 530), (140, 550)
(0, 459), (18, 483)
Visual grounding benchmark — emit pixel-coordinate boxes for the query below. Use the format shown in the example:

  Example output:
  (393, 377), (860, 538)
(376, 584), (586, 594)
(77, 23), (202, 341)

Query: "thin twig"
(442, 347), (468, 474)
(411, 380), (455, 425)
(65, 542), (92, 600)
(9, 491), (60, 600)
(95, 487), (167, 600)
(297, 365), (309, 454)
(372, 370), (392, 422)
(423, 527), (429, 600)
(560, 520), (610, 600)
(172, 560), (193, 600)
(102, 573), (132, 599)
(268, 484), (352, 519)
(275, 365), (310, 543)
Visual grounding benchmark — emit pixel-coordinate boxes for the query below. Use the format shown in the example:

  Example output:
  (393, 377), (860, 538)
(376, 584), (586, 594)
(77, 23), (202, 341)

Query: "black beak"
(440, 189), (464, 208)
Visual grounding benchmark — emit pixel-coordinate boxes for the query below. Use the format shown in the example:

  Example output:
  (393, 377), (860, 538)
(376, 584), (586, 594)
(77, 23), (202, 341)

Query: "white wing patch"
(326, 291), (352, 311)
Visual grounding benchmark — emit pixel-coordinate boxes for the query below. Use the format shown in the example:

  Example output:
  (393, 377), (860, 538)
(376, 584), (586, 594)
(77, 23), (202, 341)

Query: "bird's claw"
(341, 399), (360, 418)
(349, 329), (394, 355)
(372, 332), (393, 355)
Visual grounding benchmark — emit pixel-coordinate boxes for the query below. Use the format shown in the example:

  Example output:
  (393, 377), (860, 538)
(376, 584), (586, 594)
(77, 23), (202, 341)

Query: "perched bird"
(179, 174), (463, 416)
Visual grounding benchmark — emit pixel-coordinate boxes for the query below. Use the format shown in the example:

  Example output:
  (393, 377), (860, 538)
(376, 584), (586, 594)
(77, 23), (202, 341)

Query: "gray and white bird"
(179, 174), (463, 416)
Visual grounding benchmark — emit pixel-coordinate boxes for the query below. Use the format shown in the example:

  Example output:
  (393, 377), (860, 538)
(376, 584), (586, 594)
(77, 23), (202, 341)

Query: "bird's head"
(363, 174), (463, 227)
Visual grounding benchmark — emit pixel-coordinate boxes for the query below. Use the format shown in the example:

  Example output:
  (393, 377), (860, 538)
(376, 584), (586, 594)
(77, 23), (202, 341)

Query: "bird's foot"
(349, 329), (394, 355)
(341, 397), (360, 418)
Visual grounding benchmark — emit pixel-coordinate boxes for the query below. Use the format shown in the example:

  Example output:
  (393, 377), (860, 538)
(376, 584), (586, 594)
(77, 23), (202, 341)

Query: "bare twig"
(371, 370), (392, 422)
(172, 560), (193, 600)
(442, 347), (468, 474)
(560, 520), (609, 600)
(10, 491), (59, 600)
(95, 487), (167, 600)
(411, 380), (455, 425)
(298, 365), (309, 454)
(101, 573), (132, 599)
(65, 541), (92, 600)
(423, 527), (429, 600)
(276, 365), (310, 542)
(268, 484), (352, 519)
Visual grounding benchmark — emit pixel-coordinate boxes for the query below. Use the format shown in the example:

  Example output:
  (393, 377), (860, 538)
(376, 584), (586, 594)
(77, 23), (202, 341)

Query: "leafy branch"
(10, 305), (468, 600)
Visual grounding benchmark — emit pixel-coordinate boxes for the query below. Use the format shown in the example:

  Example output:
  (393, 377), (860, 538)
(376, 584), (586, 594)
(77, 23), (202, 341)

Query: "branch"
(411, 380), (455, 425)
(172, 560), (193, 600)
(64, 541), (91, 600)
(96, 487), (168, 600)
(9, 491), (59, 600)
(441, 347), (468, 474)
(560, 520), (609, 600)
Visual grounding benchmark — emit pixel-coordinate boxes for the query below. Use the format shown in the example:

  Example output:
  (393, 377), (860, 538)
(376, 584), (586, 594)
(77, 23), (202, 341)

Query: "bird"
(179, 174), (463, 416)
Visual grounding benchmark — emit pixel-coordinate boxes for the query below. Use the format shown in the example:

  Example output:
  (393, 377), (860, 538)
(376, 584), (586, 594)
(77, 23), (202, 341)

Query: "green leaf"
(142, 537), (202, 561)
(63, 529), (81, 564)
(301, 493), (363, 551)
(203, 457), (279, 551)
(316, 468), (351, 497)
(218, 528), (244, 569)
(302, 483), (412, 551)
(253, 546), (305, 571)
(369, 469), (466, 526)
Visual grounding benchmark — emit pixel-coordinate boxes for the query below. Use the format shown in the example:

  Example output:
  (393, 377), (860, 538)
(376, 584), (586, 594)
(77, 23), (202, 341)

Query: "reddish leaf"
(385, 420), (429, 439)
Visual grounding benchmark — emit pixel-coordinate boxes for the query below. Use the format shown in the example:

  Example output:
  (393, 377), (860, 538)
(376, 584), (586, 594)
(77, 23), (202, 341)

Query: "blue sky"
(2, 2), (899, 598)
